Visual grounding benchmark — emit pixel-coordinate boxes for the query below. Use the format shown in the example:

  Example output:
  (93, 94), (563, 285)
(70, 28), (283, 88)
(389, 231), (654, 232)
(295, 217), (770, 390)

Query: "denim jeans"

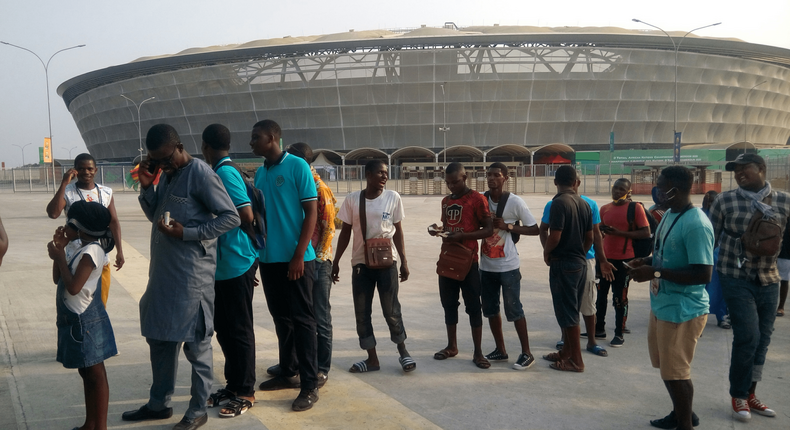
(719, 273), (778, 399)
(480, 269), (524, 321)
(596, 258), (630, 337)
(313, 259), (333, 374)
(351, 263), (407, 350)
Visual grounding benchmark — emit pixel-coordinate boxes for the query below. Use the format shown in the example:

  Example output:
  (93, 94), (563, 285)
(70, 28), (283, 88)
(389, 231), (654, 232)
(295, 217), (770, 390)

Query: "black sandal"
(207, 388), (235, 408)
(219, 397), (254, 418)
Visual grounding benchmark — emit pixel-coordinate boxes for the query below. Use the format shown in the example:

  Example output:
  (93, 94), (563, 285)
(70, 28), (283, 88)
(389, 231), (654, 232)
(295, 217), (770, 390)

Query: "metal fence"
(3, 156), (788, 196)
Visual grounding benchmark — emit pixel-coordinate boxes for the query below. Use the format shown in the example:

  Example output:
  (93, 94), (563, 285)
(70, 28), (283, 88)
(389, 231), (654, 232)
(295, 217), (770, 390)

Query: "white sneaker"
(732, 397), (752, 422)
(748, 394), (776, 417)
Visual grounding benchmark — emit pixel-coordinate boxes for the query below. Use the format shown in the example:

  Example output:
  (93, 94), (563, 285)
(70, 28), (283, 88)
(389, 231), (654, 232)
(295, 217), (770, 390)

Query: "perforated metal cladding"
(67, 46), (790, 161)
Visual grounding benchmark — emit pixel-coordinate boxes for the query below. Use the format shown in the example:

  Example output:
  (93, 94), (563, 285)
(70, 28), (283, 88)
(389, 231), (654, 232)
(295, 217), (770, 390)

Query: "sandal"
(549, 359), (584, 372)
(349, 360), (380, 373)
(484, 348), (509, 361)
(219, 397), (253, 418)
(207, 388), (235, 408)
(542, 352), (562, 362)
(473, 356), (491, 369)
(777, 309), (784, 317)
(433, 348), (458, 360)
(586, 345), (608, 357)
(399, 356), (417, 372)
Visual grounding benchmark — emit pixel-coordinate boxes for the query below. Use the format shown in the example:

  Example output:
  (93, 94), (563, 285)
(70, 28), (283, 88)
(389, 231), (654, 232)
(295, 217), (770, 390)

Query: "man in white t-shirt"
(480, 163), (540, 370)
(332, 160), (415, 374)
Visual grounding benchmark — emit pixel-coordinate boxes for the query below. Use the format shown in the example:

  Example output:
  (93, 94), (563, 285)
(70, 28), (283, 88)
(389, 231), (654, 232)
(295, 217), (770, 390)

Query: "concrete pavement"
(0, 191), (788, 430)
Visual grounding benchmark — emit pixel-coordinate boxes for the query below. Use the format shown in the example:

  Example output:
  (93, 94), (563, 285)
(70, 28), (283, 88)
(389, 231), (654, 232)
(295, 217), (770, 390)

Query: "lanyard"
(654, 204), (693, 255)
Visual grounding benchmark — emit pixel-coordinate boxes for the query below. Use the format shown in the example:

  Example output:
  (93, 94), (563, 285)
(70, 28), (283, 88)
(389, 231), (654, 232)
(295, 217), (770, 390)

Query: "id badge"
(650, 256), (662, 296)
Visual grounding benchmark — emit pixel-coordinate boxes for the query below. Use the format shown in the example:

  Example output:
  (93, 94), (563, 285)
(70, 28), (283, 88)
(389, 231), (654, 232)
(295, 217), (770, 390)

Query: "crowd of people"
(36, 119), (789, 430)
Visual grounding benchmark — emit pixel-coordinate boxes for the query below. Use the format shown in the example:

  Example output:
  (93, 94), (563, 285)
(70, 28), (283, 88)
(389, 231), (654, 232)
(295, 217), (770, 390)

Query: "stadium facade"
(58, 25), (790, 164)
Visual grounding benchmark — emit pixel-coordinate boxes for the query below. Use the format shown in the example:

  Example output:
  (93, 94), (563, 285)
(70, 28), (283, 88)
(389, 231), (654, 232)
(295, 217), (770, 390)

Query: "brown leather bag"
(436, 242), (474, 281)
(360, 191), (394, 269)
(741, 194), (783, 257)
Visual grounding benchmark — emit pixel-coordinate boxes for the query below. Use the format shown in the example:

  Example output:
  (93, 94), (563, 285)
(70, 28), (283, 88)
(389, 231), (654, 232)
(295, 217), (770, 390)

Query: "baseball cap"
(725, 153), (765, 171)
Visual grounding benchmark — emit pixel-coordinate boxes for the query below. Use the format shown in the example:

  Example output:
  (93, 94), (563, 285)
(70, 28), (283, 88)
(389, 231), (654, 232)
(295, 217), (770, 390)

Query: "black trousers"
(438, 262), (483, 328)
(595, 258), (630, 337)
(214, 262), (258, 397)
(260, 260), (318, 390)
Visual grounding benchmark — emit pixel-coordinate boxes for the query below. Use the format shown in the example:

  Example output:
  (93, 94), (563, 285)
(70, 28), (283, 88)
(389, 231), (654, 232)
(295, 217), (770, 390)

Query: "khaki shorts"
(580, 259), (596, 316)
(648, 311), (707, 380)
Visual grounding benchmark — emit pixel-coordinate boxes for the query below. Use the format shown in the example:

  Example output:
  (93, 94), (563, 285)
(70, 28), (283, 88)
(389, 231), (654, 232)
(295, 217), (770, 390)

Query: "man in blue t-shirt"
(250, 120), (320, 412)
(201, 124), (259, 418)
(629, 166), (713, 430)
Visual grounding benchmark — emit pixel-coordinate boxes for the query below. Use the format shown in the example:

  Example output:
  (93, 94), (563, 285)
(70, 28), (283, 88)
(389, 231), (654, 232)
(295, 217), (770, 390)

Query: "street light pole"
(1, 41), (86, 189)
(439, 83), (449, 165)
(12, 143), (32, 167)
(120, 95), (156, 162)
(68, 146), (78, 159)
(631, 20), (720, 163)
(742, 80), (767, 148)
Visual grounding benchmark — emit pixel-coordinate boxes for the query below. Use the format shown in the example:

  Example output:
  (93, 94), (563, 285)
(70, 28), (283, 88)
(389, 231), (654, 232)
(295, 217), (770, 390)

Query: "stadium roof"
(58, 25), (790, 108)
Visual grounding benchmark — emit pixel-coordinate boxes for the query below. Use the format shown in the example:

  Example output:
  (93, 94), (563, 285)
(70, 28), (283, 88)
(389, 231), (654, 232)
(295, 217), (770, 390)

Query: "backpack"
(214, 159), (267, 250)
(625, 201), (658, 258)
(484, 191), (520, 244)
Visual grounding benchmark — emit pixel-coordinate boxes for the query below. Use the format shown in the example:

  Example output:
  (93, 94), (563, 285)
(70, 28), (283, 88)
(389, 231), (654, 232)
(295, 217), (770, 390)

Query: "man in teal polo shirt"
(201, 124), (258, 418)
(250, 119), (319, 412)
(629, 165), (713, 430)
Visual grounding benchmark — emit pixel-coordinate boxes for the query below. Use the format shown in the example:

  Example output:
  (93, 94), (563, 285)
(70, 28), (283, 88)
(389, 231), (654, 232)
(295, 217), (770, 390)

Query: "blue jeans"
(351, 264), (407, 350)
(705, 250), (727, 322)
(480, 269), (524, 321)
(719, 273), (778, 399)
(313, 259), (333, 374)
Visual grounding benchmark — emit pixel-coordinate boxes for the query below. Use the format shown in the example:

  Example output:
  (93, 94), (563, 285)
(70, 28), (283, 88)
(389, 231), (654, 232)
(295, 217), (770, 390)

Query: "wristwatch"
(507, 223), (514, 231)
(653, 270), (662, 279)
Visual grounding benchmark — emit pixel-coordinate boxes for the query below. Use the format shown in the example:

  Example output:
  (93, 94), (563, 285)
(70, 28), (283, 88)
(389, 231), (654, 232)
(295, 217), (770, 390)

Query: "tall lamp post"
(67, 146), (78, 159)
(1, 41), (86, 188)
(12, 143), (32, 167)
(742, 80), (767, 148)
(120, 95), (156, 162)
(631, 19), (721, 163)
(439, 83), (449, 165)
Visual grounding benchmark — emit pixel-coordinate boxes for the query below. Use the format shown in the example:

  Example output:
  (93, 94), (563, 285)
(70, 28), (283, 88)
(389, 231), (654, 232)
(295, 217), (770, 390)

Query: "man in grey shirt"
(122, 124), (240, 430)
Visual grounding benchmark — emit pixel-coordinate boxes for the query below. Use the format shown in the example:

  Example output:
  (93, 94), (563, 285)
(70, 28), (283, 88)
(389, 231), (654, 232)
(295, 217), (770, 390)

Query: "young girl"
(47, 201), (117, 430)
(46, 153), (125, 306)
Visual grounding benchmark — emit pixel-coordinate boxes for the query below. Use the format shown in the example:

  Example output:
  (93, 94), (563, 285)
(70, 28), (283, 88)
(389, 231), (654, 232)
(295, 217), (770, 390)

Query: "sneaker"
(512, 353), (535, 370)
(317, 372), (328, 388)
(259, 374), (300, 391)
(732, 397), (752, 421)
(747, 394), (776, 417)
(292, 388), (319, 412)
(717, 320), (732, 329)
(649, 410), (700, 429)
(485, 348), (509, 361)
(622, 326), (631, 334)
(610, 336), (625, 347)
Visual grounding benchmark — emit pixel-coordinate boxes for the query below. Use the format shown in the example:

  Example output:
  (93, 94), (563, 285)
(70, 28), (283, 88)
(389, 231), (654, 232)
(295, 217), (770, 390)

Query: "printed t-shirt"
(64, 183), (113, 213)
(441, 191), (491, 262)
(254, 152), (317, 264)
(63, 242), (107, 314)
(600, 201), (649, 260)
(650, 207), (713, 323)
(337, 189), (405, 266)
(542, 195), (600, 260)
(214, 158), (258, 280)
(312, 167), (337, 261)
(480, 194), (537, 272)
(548, 191), (592, 263)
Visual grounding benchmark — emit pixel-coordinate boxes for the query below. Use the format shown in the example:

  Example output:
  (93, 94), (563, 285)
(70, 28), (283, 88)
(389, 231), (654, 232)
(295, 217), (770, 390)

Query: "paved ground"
(0, 191), (788, 430)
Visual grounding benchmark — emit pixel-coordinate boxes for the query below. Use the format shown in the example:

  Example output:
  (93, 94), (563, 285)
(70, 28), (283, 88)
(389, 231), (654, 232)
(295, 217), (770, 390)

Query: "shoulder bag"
(360, 191), (394, 269)
(741, 194), (783, 257)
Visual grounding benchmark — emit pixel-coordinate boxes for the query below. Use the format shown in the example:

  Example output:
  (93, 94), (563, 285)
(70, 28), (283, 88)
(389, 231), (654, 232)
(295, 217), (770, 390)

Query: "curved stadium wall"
(58, 27), (790, 162)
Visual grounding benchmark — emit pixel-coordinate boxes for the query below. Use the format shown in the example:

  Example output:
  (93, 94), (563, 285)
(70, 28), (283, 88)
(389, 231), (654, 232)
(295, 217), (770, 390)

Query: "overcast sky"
(1, 0), (788, 168)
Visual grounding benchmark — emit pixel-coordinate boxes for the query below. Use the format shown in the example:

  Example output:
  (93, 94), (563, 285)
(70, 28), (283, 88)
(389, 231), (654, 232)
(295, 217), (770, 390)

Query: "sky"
(1, 0), (788, 168)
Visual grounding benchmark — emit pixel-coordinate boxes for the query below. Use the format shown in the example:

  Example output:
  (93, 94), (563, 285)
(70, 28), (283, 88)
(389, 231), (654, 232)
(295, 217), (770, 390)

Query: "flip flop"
(399, 356), (417, 372)
(219, 397), (254, 418)
(433, 349), (458, 360)
(207, 388), (235, 408)
(549, 359), (584, 372)
(777, 309), (785, 317)
(586, 345), (608, 357)
(473, 356), (491, 369)
(542, 352), (562, 362)
(349, 361), (380, 373)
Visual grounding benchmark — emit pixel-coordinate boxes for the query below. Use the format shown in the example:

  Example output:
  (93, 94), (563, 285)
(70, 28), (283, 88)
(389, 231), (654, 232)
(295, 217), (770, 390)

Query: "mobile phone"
(147, 162), (158, 174)
(623, 261), (634, 269)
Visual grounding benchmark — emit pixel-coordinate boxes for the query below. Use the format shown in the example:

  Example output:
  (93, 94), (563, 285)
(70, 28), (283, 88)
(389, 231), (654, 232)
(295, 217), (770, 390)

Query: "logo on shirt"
(445, 204), (463, 226)
(276, 175), (284, 187)
(382, 211), (391, 221)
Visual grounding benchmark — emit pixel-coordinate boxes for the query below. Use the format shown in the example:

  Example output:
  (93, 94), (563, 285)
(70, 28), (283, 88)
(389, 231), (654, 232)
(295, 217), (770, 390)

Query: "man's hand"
(138, 158), (158, 190)
(114, 251), (125, 270)
(61, 169), (77, 185)
(157, 217), (184, 239)
(599, 260), (616, 282)
(543, 250), (551, 266)
(442, 232), (463, 243)
(492, 217), (508, 230)
(400, 261), (410, 282)
(331, 261), (341, 284)
(288, 256), (305, 281)
(627, 258), (647, 269)
(628, 265), (655, 283)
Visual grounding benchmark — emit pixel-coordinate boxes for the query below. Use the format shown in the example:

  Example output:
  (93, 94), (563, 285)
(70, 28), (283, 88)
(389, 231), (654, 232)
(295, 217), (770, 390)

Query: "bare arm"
(108, 196), (124, 270)
(543, 228), (562, 265)
(331, 222), (352, 283)
(539, 222), (549, 247)
(582, 229), (594, 256)
(0, 216), (7, 267)
(445, 217), (494, 242)
(288, 200), (317, 281)
(603, 225), (650, 239)
(46, 169), (76, 219)
(593, 223), (615, 281)
(630, 263), (712, 285)
(393, 221), (409, 282)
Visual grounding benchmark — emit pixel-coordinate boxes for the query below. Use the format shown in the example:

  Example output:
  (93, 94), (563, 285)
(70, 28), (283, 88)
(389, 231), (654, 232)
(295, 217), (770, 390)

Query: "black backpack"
(484, 191), (520, 244)
(214, 159), (267, 250)
(625, 201), (658, 258)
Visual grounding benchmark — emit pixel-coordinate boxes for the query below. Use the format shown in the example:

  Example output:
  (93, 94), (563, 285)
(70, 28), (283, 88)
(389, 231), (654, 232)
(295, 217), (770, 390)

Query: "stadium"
(58, 24), (790, 170)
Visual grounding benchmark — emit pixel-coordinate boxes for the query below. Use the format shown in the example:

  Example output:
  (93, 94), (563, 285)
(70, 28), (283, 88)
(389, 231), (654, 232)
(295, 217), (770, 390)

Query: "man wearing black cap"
(708, 153), (790, 422)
